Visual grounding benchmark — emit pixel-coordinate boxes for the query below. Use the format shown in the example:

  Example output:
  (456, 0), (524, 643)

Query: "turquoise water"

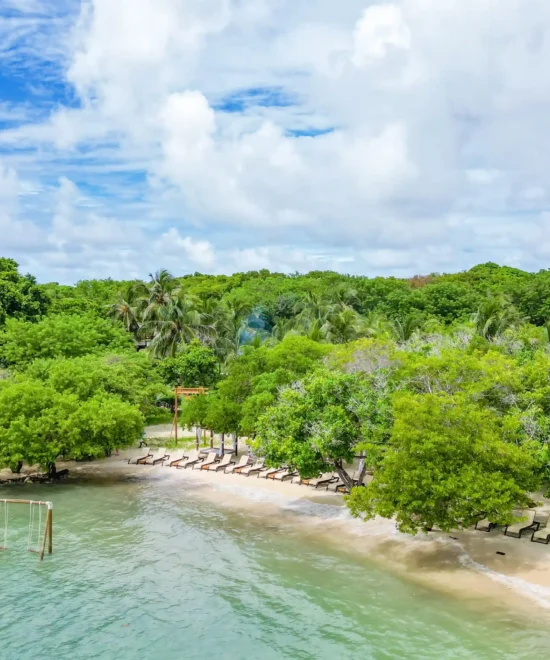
(1, 474), (549, 659)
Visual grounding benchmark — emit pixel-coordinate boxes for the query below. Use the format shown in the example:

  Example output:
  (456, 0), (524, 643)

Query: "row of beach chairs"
(129, 447), (361, 492)
(475, 508), (550, 545)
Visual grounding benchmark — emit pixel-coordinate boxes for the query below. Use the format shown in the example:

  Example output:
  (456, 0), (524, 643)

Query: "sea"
(1, 472), (548, 659)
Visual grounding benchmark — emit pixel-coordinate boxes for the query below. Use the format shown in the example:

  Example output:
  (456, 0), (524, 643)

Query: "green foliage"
(0, 258), (50, 324)
(180, 394), (211, 430)
(347, 393), (541, 534)
(255, 370), (391, 481)
(0, 314), (134, 368)
(205, 394), (241, 435)
(24, 352), (170, 416)
(158, 340), (219, 387)
(0, 378), (143, 471)
(41, 278), (126, 317)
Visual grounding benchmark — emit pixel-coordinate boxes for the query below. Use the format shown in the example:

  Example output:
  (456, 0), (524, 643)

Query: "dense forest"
(2, 255), (550, 533)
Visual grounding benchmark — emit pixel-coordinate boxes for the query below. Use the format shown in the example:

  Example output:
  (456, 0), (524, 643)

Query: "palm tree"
(142, 269), (178, 321)
(357, 311), (394, 339)
(107, 281), (147, 335)
(321, 308), (362, 344)
(472, 295), (522, 340)
(329, 284), (359, 310)
(391, 313), (424, 342)
(144, 291), (203, 358)
(204, 301), (253, 363)
(294, 290), (334, 325)
(271, 318), (296, 342)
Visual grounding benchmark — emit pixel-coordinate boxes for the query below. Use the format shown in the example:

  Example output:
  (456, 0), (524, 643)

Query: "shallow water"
(1, 475), (549, 659)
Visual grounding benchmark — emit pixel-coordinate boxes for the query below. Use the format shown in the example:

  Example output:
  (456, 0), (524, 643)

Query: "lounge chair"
(258, 467), (283, 479)
(504, 509), (539, 538)
(474, 518), (496, 532)
(140, 448), (168, 465)
(226, 455), (250, 474)
(308, 473), (339, 489)
(168, 450), (188, 467)
(531, 518), (550, 544)
(208, 453), (235, 471)
(178, 450), (201, 469)
(197, 453), (219, 470)
(327, 479), (344, 492)
(128, 450), (152, 465)
(293, 474), (313, 485)
(239, 459), (265, 477)
(272, 469), (297, 481)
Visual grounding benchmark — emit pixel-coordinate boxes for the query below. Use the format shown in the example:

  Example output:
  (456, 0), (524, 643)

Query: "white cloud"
(352, 4), (411, 66)
(3, 0), (550, 281)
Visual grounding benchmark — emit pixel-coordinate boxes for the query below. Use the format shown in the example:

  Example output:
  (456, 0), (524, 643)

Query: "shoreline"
(60, 448), (550, 620)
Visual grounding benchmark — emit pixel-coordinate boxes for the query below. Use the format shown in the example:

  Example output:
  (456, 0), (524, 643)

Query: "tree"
(24, 352), (170, 417)
(205, 394), (241, 454)
(0, 314), (134, 369)
(107, 281), (147, 334)
(0, 379), (143, 475)
(0, 258), (50, 323)
(472, 294), (522, 340)
(346, 393), (541, 534)
(255, 370), (389, 490)
(158, 340), (219, 387)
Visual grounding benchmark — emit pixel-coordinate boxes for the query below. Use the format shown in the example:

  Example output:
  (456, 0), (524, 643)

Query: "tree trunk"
(10, 461), (23, 474)
(333, 459), (354, 491)
(232, 433), (238, 455)
(220, 433), (225, 456)
(47, 462), (57, 480)
(210, 430), (214, 448)
(195, 427), (201, 451)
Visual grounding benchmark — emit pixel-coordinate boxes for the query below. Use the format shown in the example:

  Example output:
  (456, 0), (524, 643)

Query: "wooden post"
(39, 508), (50, 561)
(48, 508), (53, 555)
(174, 391), (178, 446)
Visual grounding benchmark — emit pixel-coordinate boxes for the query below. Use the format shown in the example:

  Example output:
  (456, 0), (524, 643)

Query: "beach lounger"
(531, 518), (550, 544)
(327, 479), (344, 492)
(474, 518), (496, 532)
(308, 472), (339, 489)
(167, 450), (188, 467)
(208, 453), (234, 471)
(271, 469), (297, 481)
(140, 448), (168, 465)
(226, 455), (250, 474)
(293, 474), (314, 485)
(504, 509), (539, 538)
(128, 450), (152, 465)
(197, 452), (219, 470)
(239, 459), (265, 477)
(178, 450), (201, 469)
(258, 467), (283, 479)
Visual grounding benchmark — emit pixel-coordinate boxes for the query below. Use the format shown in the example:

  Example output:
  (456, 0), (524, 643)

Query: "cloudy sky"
(1, 0), (549, 283)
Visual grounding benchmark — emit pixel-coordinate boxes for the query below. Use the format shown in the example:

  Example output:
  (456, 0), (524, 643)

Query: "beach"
(63, 444), (550, 620)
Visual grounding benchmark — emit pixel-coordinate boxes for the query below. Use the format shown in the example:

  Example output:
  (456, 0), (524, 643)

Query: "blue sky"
(1, 0), (550, 284)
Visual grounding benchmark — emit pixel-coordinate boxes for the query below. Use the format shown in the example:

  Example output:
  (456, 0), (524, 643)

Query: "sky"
(1, 0), (550, 284)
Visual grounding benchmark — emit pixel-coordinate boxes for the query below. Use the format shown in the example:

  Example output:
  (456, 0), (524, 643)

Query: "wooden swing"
(0, 499), (53, 560)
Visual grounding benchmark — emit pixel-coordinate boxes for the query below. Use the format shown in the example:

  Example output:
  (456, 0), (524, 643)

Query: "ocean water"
(0, 474), (548, 660)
